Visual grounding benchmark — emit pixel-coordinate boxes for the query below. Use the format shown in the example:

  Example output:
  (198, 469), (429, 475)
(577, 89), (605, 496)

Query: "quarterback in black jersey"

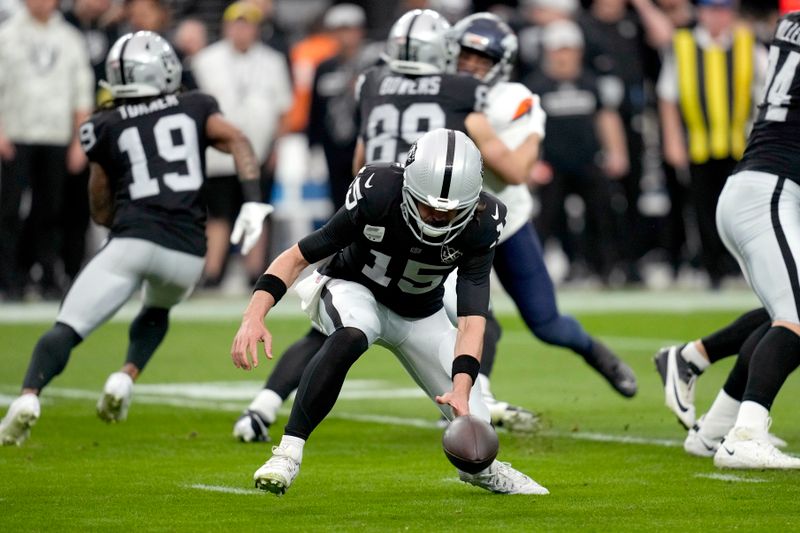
(707, 10), (800, 469)
(231, 129), (548, 496)
(0, 32), (271, 446)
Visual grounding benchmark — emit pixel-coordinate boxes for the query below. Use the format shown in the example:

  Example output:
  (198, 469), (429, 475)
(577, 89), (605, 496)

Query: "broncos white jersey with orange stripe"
(482, 82), (540, 243)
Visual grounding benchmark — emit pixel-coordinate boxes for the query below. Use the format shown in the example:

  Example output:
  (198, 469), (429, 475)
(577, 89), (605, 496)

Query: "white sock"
(735, 400), (770, 432)
(680, 342), (710, 372)
(248, 389), (283, 424)
(697, 389), (739, 439)
(278, 435), (305, 461)
(477, 373), (494, 401)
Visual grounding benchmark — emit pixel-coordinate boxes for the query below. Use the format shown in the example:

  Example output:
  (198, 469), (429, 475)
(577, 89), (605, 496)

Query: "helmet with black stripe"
(104, 31), (182, 99)
(402, 128), (483, 245)
(449, 12), (517, 84)
(384, 9), (454, 75)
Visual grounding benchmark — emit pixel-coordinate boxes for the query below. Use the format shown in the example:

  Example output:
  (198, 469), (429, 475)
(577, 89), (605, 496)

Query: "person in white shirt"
(0, 0), (94, 300)
(192, 1), (292, 288)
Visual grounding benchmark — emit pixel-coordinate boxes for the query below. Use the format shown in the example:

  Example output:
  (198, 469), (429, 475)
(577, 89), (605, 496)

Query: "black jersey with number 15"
(737, 12), (800, 182)
(79, 91), (220, 257)
(356, 65), (488, 165)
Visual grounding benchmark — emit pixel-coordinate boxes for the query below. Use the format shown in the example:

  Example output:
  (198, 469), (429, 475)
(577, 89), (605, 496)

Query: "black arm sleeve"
(455, 247), (495, 318)
(297, 206), (360, 263)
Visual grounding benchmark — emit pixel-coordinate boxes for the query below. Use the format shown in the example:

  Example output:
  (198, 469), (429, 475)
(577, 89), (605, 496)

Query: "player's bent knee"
(531, 315), (582, 346)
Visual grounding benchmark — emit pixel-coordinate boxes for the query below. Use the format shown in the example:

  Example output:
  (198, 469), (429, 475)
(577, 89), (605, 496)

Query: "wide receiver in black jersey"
(0, 31), (271, 446)
(706, 10), (800, 469)
(231, 129), (548, 496)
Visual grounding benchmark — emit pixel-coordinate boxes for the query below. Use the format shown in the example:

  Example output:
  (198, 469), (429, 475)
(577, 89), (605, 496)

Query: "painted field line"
(0, 383), (687, 449)
(694, 473), (767, 483)
(0, 289), (761, 324)
(186, 484), (263, 495)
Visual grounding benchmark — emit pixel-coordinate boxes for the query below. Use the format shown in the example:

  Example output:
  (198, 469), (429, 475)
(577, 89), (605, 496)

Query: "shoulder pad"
(344, 163), (403, 216)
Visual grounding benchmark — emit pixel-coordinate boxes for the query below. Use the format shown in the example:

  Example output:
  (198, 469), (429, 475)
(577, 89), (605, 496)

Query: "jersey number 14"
(763, 45), (800, 122)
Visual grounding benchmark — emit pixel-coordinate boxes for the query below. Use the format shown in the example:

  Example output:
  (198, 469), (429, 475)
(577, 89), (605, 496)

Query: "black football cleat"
(583, 340), (638, 398)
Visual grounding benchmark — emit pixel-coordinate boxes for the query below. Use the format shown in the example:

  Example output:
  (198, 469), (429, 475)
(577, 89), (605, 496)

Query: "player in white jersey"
(443, 13), (637, 412)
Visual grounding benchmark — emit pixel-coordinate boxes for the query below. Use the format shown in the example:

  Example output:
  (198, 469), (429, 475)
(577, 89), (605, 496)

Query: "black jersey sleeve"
(454, 195), (507, 317)
(455, 247), (495, 318)
(297, 206), (360, 263)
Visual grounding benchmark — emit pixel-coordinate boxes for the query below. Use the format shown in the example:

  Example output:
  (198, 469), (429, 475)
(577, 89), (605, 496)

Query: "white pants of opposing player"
(57, 238), (205, 337)
(297, 274), (491, 423)
(717, 171), (800, 323)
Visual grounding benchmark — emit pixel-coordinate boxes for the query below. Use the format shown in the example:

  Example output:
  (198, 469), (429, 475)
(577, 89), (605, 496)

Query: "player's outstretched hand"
(230, 317), (273, 371)
(231, 202), (274, 255)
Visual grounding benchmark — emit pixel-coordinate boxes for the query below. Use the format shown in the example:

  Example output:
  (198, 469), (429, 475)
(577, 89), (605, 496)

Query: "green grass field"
(2, 305), (800, 532)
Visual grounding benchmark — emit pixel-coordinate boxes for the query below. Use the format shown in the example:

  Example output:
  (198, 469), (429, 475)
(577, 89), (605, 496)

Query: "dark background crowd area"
(0, 0), (787, 301)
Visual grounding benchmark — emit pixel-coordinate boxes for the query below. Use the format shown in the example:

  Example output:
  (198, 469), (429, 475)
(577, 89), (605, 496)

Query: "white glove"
(231, 202), (274, 255)
(528, 94), (546, 141)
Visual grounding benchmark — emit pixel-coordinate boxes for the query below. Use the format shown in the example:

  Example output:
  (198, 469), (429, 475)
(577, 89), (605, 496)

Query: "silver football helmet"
(449, 12), (518, 85)
(384, 9), (454, 75)
(104, 31), (182, 99)
(402, 128), (483, 245)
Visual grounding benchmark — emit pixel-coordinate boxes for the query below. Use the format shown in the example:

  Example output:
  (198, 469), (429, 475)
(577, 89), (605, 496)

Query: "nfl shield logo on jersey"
(441, 244), (462, 264)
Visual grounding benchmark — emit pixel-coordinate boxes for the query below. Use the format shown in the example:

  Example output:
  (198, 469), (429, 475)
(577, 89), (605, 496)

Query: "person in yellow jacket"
(657, 0), (767, 289)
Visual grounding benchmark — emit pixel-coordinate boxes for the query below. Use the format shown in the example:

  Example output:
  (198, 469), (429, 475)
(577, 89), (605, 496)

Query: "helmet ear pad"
(401, 128), (484, 246)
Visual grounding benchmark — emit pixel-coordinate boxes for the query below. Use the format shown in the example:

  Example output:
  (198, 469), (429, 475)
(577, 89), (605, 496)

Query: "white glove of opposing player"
(231, 202), (274, 255)
(528, 94), (547, 141)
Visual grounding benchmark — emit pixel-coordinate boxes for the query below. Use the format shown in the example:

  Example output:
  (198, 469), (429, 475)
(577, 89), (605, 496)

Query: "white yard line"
(185, 484), (263, 495)
(694, 473), (767, 483)
(0, 382), (690, 449)
(0, 289), (760, 323)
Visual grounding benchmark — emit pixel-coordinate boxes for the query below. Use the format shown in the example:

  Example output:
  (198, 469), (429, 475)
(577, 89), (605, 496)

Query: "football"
(442, 414), (499, 474)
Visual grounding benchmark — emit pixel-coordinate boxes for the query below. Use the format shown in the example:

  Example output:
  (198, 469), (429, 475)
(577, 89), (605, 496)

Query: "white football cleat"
(0, 393), (40, 446)
(233, 410), (271, 442)
(485, 398), (540, 433)
(654, 345), (697, 429)
(458, 460), (549, 495)
(685, 414), (789, 458)
(714, 424), (800, 470)
(97, 372), (133, 423)
(254, 443), (303, 495)
(684, 417), (721, 458)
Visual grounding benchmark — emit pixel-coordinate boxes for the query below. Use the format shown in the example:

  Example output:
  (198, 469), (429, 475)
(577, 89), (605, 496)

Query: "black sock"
(125, 307), (169, 373)
(702, 307), (770, 363)
(22, 322), (82, 390)
(742, 326), (800, 409)
(284, 327), (368, 440)
(479, 312), (502, 378)
(722, 321), (770, 400)
(266, 328), (327, 400)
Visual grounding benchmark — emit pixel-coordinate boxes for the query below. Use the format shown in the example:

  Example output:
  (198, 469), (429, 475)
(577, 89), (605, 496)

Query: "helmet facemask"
(400, 129), (483, 246)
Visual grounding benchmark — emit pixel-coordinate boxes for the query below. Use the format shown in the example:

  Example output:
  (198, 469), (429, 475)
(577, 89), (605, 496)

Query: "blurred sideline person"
(657, 0), (766, 288)
(232, 129), (548, 496)
(193, 1), (290, 286)
(0, 0), (94, 300)
(709, 9), (800, 469)
(526, 19), (628, 282)
(307, 3), (367, 211)
(0, 32), (271, 446)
